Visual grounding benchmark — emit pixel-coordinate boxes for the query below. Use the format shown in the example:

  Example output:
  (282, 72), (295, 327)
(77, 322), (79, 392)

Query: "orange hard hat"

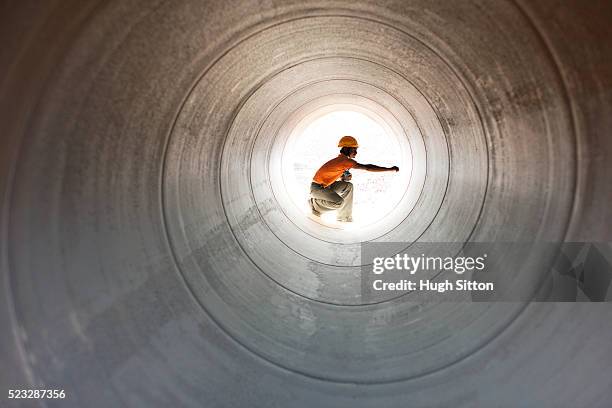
(338, 135), (359, 148)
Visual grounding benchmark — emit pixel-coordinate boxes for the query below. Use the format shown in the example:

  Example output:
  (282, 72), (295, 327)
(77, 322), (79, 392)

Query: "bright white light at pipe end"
(282, 109), (410, 229)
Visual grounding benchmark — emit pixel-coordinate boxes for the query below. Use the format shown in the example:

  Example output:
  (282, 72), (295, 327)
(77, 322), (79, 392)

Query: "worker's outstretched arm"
(354, 163), (399, 172)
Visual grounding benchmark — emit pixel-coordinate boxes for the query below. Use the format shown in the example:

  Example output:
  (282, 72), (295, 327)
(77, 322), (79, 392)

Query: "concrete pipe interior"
(2, 0), (612, 407)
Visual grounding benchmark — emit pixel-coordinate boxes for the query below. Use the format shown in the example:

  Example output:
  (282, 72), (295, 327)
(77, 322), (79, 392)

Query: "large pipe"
(2, 0), (611, 406)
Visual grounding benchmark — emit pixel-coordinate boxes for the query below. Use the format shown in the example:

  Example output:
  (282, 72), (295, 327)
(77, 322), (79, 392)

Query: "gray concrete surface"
(1, 0), (611, 407)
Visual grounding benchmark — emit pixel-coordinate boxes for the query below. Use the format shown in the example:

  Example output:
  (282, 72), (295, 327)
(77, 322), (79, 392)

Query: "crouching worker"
(310, 135), (399, 222)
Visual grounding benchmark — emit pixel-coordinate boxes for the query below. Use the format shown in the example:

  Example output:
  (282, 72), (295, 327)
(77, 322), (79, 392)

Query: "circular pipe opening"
(280, 105), (414, 230)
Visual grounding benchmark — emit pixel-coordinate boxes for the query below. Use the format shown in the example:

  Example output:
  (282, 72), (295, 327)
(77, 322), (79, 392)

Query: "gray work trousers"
(310, 181), (353, 220)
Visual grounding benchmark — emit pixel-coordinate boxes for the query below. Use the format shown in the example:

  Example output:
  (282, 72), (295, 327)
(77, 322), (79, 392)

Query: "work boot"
(310, 198), (321, 216)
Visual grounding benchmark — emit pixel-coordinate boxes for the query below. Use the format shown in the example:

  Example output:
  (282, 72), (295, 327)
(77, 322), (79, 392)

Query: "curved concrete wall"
(2, 0), (611, 406)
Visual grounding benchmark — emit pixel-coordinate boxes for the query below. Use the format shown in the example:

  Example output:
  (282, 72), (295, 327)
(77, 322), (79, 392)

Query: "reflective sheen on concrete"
(1, 1), (611, 406)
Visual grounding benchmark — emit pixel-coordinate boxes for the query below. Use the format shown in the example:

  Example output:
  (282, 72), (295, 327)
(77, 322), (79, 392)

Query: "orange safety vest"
(312, 154), (357, 187)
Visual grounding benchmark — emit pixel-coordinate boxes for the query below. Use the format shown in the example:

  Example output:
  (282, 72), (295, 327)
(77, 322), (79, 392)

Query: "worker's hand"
(390, 166), (399, 172)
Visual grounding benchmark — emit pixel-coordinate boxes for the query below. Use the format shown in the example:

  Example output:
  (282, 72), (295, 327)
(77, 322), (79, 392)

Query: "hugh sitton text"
(373, 279), (494, 293)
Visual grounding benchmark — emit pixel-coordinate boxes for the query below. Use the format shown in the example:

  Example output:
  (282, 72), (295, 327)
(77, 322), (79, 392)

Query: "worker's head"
(340, 146), (358, 158)
(338, 135), (358, 158)
(338, 135), (358, 148)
